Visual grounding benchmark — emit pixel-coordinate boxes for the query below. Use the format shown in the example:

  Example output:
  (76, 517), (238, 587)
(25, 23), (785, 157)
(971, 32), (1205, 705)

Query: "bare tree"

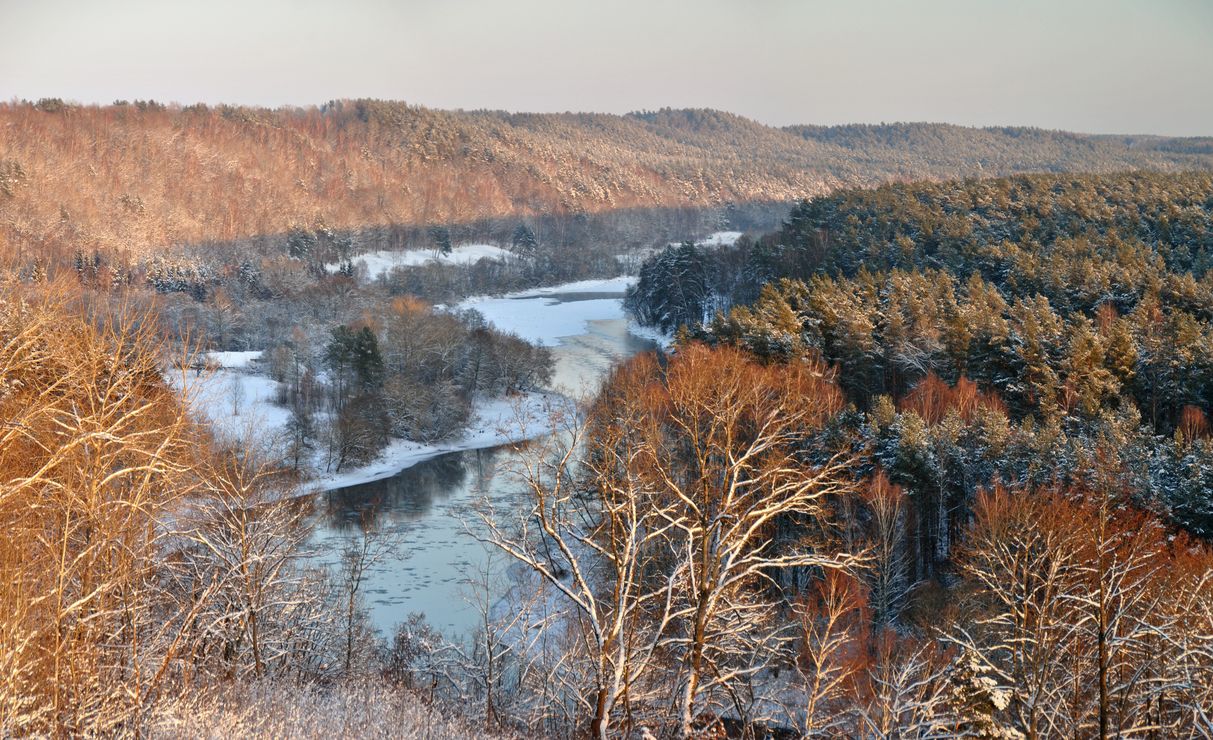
(862, 470), (911, 624)
(854, 645), (955, 739)
(480, 410), (679, 739)
(792, 571), (869, 737)
(453, 550), (551, 732)
(484, 345), (864, 737)
(0, 289), (207, 733)
(229, 371), (246, 416)
(951, 481), (1213, 739)
(178, 438), (312, 682)
(335, 520), (394, 676)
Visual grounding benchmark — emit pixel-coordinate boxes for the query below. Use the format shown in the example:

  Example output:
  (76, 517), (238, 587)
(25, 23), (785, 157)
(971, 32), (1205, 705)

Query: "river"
(299, 280), (659, 636)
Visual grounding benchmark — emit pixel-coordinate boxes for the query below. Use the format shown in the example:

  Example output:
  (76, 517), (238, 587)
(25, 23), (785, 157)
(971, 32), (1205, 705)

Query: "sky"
(1, 0), (1210, 136)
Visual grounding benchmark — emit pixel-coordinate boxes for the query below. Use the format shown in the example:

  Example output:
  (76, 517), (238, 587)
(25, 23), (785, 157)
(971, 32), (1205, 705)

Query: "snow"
(626, 319), (674, 349)
(456, 276), (638, 347)
(667, 230), (744, 248)
(304, 392), (570, 494)
(699, 230), (743, 246)
(500, 276), (636, 296)
(176, 356), (291, 455)
(328, 244), (516, 280)
(205, 350), (263, 369)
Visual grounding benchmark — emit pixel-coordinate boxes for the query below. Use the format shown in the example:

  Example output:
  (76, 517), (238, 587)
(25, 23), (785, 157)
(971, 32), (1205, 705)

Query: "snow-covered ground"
(176, 353), (290, 457)
(180, 350), (564, 498)
(500, 276), (636, 295)
(625, 319), (674, 349)
(179, 276), (668, 500)
(303, 392), (570, 493)
(204, 350), (263, 369)
(695, 230), (743, 247)
(456, 276), (637, 347)
(663, 230), (744, 248)
(327, 244), (516, 280)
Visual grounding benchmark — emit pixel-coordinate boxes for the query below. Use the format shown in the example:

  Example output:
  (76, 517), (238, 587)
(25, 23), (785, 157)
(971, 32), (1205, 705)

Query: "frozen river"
(298, 278), (660, 636)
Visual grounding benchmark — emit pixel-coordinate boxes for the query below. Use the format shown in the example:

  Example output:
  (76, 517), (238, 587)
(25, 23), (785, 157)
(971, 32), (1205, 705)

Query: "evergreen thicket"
(627, 170), (1213, 558)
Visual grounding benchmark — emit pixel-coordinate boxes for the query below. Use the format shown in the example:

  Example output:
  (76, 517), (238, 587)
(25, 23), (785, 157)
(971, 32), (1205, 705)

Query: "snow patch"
(456, 276), (638, 347)
(329, 244), (516, 280)
(499, 276), (636, 297)
(305, 392), (569, 494)
(174, 355), (291, 456)
(205, 350), (263, 370)
(626, 319), (674, 350)
(667, 230), (744, 248)
(700, 230), (743, 246)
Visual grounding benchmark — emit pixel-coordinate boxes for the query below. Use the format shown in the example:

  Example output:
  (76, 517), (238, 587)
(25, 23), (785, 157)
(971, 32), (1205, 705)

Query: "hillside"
(2, 100), (1212, 266)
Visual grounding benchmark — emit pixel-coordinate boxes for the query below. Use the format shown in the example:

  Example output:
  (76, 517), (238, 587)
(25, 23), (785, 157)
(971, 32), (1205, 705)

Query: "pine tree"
(287, 227), (316, 260)
(1061, 318), (1118, 417)
(510, 223), (538, 257)
(352, 327), (384, 392)
(429, 225), (452, 257)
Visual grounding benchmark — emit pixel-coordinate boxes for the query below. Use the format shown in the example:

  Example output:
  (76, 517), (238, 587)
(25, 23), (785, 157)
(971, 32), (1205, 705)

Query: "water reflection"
(303, 442), (556, 635)
(319, 451), (479, 531)
(303, 291), (657, 637)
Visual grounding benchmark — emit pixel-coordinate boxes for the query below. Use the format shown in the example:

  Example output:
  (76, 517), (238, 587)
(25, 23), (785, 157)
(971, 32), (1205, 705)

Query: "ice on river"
(456, 276), (637, 347)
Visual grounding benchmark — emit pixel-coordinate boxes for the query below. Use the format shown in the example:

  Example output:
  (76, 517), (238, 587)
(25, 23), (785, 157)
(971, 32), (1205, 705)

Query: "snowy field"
(174, 354), (290, 455)
(456, 276), (637, 347)
(327, 244), (516, 280)
(690, 230), (743, 247)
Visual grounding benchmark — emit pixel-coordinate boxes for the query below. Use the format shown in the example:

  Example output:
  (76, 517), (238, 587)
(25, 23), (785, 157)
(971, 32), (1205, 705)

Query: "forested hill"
(785, 121), (1213, 182)
(2, 99), (1212, 264)
(626, 170), (1213, 538)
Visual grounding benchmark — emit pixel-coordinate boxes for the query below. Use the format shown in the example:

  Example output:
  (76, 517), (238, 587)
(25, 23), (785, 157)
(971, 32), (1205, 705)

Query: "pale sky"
(1, 0), (1210, 135)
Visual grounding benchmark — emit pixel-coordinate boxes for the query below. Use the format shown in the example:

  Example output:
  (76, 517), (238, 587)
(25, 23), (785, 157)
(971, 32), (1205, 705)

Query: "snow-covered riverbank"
(182, 353), (566, 498)
(327, 243), (518, 280)
(303, 391), (569, 493)
(183, 276), (653, 498)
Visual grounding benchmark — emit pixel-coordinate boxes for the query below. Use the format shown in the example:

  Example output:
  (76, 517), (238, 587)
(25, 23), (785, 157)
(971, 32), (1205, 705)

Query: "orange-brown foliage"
(1178, 404), (1209, 441)
(0, 102), (838, 268)
(6, 101), (1210, 272)
(0, 284), (207, 733)
(898, 372), (1006, 425)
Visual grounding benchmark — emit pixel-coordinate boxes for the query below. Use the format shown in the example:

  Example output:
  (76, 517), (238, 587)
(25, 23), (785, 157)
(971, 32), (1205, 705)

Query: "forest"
(3, 99), (1212, 274)
(4, 0), (1210, 732)
(615, 171), (1213, 733)
(5, 168), (1213, 738)
(5, 85), (1213, 740)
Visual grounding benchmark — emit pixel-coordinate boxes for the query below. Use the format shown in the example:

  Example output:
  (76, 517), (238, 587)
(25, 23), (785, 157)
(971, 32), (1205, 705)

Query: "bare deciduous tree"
(0, 288), (206, 733)
(484, 345), (864, 738)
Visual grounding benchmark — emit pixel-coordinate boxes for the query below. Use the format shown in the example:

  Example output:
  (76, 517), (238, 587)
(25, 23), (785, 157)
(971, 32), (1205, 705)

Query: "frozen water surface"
(302, 279), (659, 636)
